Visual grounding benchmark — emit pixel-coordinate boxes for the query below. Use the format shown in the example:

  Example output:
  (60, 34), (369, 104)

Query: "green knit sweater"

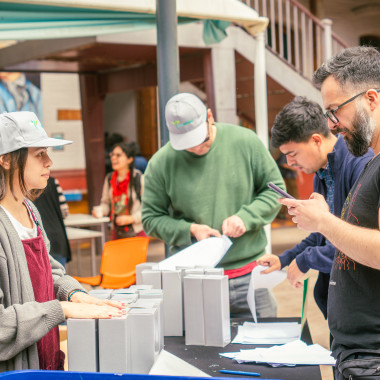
(142, 123), (285, 269)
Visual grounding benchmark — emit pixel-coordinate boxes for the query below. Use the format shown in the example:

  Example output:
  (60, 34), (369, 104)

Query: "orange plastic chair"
(73, 236), (149, 289)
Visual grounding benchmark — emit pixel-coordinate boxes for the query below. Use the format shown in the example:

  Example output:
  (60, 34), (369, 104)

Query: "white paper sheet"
(223, 340), (336, 366)
(247, 265), (287, 322)
(158, 235), (232, 270)
(149, 350), (211, 377)
(232, 322), (301, 345)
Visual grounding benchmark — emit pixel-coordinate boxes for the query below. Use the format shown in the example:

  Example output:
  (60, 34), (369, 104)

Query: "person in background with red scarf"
(93, 142), (145, 239)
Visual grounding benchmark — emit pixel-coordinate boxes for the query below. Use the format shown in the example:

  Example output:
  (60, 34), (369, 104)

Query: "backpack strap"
(134, 171), (142, 203)
(107, 171), (113, 187)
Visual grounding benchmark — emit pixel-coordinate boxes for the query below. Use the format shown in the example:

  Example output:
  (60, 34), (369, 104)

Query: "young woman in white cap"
(0, 111), (125, 372)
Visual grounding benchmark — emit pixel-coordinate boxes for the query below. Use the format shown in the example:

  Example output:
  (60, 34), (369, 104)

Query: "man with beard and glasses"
(279, 46), (380, 379)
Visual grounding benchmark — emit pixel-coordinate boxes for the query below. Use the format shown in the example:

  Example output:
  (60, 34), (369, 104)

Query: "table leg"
(91, 238), (96, 276)
(100, 222), (106, 247)
(77, 242), (81, 276)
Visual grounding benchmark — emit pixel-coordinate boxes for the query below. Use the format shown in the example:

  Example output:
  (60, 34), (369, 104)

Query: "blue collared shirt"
(316, 161), (335, 214)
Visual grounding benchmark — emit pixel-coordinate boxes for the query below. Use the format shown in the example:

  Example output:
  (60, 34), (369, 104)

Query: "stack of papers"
(232, 322), (301, 345)
(158, 235), (232, 270)
(247, 266), (287, 322)
(220, 340), (336, 367)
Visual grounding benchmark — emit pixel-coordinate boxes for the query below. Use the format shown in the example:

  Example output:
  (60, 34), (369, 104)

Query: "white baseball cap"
(165, 93), (208, 150)
(0, 111), (72, 155)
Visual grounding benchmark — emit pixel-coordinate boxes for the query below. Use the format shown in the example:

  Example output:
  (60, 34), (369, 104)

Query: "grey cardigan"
(0, 203), (84, 372)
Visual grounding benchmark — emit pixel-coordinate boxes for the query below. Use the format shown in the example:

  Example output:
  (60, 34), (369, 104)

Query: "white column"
(322, 18), (333, 61)
(211, 46), (238, 124)
(254, 32), (269, 148)
(254, 31), (272, 253)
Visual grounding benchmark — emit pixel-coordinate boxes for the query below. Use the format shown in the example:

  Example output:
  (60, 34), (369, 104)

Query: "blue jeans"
(229, 272), (277, 318)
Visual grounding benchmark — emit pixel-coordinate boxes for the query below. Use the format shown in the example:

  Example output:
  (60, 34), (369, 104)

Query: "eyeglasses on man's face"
(200, 118), (210, 144)
(324, 88), (380, 125)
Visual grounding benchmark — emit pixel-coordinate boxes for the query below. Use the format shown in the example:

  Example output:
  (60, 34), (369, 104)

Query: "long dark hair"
(0, 148), (44, 201)
(111, 142), (138, 213)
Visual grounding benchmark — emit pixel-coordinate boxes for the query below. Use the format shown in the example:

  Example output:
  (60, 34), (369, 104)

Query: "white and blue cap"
(0, 111), (72, 155)
(165, 93), (207, 150)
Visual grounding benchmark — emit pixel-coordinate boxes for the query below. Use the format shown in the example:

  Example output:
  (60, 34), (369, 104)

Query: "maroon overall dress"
(22, 202), (64, 370)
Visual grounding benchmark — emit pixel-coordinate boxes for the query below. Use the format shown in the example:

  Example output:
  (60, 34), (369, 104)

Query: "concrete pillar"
(79, 73), (105, 211)
(156, 0), (179, 148)
(322, 18), (333, 61)
(254, 31), (272, 253)
(211, 46), (237, 124)
(254, 32), (269, 149)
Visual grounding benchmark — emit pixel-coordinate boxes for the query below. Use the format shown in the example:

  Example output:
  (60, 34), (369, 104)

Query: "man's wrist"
(318, 211), (337, 236)
(190, 223), (198, 237)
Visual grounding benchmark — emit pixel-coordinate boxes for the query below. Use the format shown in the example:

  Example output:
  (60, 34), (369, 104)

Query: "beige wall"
(41, 73), (86, 170)
(104, 90), (137, 143)
(298, 0), (380, 47)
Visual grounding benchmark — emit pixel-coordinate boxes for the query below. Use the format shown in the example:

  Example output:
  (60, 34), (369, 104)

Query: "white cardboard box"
(136, 263), (158, 285)
(88, 289), (113, 300)
(204, 268), (224, 276)
(113, 288), (137, 295)
(111, 293), (138, 303)
(183, 275), (205, 345)
(185, 268), (204, 275)
(128, 298), (164, 351)
(127, 308), (160, 374)
(67, 319), (98, 372)
(203, 275), (231, 347)
(98, 316), (129, 373)
(138, 289), (163, 299)
(141, 269), (162, 289)
(162, 270), (183, 336)
(129, 284), (153, 292)
(138, 291), (164, 352)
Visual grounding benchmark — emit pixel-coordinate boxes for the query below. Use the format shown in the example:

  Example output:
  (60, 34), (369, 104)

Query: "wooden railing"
(241, 0), (348, 81)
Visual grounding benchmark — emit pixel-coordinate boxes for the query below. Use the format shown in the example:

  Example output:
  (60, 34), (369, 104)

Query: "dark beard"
(344, 108), (373, 157)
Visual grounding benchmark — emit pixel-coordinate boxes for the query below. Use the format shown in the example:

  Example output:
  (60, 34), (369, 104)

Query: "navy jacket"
(279, 135), (373, 318)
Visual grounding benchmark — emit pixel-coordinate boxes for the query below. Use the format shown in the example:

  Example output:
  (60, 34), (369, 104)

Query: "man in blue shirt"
(0, 72), (42, 119)
(258, 96), (373, 318)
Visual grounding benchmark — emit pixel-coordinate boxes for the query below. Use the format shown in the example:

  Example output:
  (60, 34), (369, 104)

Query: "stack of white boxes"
(140, 267), (183, 337)
(67, 263), (231, 374)
(67, 286), (163, 374)
(137, 264), (231, 347)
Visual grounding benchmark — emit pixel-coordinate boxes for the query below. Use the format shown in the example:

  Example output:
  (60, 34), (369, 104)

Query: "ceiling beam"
(0, 37), (96, 70)
(98, 52), (205, 95)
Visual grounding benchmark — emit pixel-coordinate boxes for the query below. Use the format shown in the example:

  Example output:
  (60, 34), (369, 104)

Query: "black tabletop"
(164, 318), (322, 380)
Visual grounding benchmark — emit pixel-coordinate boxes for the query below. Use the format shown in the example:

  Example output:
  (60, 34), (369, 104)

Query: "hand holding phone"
(267, 182), (295, 199)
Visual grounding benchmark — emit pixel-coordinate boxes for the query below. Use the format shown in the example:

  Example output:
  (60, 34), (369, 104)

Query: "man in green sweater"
(142, 93), (285, 317)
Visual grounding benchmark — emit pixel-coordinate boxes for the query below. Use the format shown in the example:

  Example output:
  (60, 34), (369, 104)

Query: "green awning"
(0, 2), (230, 44)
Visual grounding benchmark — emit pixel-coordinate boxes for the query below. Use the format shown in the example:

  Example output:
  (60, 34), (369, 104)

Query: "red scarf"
(110, 171), (131, 224)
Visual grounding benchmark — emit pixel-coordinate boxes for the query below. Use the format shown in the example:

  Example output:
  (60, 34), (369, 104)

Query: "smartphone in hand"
(267, 182), (295, 199)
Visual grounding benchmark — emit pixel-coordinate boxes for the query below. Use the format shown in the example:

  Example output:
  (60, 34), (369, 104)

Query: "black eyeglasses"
(201, 117), (210, 144)
(324, 88), (380, 124)
(109, 152), (125, 158)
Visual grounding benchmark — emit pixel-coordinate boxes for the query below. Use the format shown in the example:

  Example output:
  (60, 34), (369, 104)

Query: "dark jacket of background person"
(34, 177), (71, 264)
(279, 135), (373, 318)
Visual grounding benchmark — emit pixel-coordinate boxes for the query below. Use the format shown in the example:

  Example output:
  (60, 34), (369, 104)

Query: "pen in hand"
(219, 370), (284, 380)
(219, 370), (261, 377)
